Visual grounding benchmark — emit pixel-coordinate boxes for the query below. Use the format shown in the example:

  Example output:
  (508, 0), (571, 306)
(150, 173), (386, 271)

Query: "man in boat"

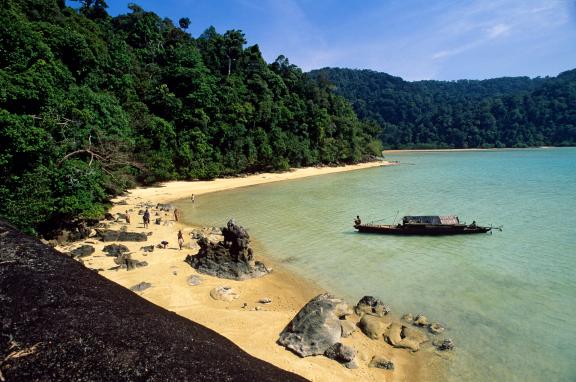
(470, 220), (477, 228)
(354, 216), (362, 226)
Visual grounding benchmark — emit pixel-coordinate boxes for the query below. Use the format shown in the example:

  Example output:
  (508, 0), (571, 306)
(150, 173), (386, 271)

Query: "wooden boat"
(353, 215), (498, 236)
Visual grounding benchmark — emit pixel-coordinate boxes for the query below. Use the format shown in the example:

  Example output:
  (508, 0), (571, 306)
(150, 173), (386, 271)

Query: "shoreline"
(383, 146), (559, 154)
(57, 161), (445, 382)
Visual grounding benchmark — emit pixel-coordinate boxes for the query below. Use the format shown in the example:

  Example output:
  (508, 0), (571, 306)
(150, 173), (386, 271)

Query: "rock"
(96, 229), (148, 242)
(187, 275), (203, 286)
(141, 245), (154, 253)
(185, 219), (271, 280)
(102, 244), (129, 257)
(258, 298), (272, 304)
(278, 293), (351, 357)
(434, 338), (455, 351)
(116, 200), (128, 205)
(104, 212), (115, 221)
(210, 286), (239, 301)
(429, 323), (445, 335)
(358, 314), (391, 340)
(130, 282), (152, 292)
(369, 356), (395, 370)
(324, 342), (356, 363)
(355, 296), (390, 317)
(395, 338), (420, 352)
(402, 326), (428, 345)
(401, 313), (414, 322)
(114, 253), (148, 270)
(414, 314), (429, 327)
(340, 320), (357, 338)
(156, 203), (174, 211)
(384, 323), (403, 346)
(155, 218), (162, 225)
(69, 245), (95, 258)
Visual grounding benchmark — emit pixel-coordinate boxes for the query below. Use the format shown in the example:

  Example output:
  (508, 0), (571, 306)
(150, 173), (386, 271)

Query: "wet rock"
(96, 229), (147, 242)
(187, 275), (203, 286)
(355, 296), (390, 317)
(358, 314), (391, 340)
(414, 314), (429, 327)
(434, 338), (455, 351)
(340, 320), (357, 338)
(369, 356), (395, 370)
(429, 323), (445, 335)
(278, 293), (351, 357)
(324, 343), (357, 368)
(385, 323), (403, 346)
(210, 286), (239, 301)
(141, 245), (154, 253)
(401, 313), (414, 322)
(185, 219), (271, 280)
(103, 244), (129, 257)
(130, 282), (152, 292)
(69, 245), (95, 258)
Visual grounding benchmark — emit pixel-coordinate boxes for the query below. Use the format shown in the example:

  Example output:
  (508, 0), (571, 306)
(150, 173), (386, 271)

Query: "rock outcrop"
(185, 219), (270, 280)
(278, 293), (352, 357)
(97, 229), (148, 242)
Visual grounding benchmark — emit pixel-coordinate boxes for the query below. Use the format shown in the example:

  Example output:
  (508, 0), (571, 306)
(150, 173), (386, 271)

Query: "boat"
(353, 215), (499, 236)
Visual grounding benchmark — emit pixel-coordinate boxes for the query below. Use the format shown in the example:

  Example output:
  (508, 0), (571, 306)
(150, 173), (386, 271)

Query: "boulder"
(384, 323), (403, 346)
(401, 313), (414, 322)
(210, 286), (239, 301)
(187, 275), (203, 286)
(355, 296), (390, 317)
(278, 293), (351, 357)
(103, 244), (129, 257)
(104, 213), (115, 221)
(324, 343), (357, 368)
(69, 245), (95, 258)
(429, 323), (445, 335)
(434, 338), (455, 351)
(395, 338), (420, 352)
(185, 219), (271, 280)
(414, 314), (429, 327)
(402, 326), (428, 345)
(141, 245), (154, 253)
(358, 314), (391, 340)
(96, 229), (147, 242)
(340, 320), (357, 338)
(130, 282), (152, 292)
(368, 356), (394, 370)
(114, 253), (148, 270)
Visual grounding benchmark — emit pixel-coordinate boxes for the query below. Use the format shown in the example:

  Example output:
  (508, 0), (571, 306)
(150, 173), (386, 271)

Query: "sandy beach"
(57, 161), (446, 382)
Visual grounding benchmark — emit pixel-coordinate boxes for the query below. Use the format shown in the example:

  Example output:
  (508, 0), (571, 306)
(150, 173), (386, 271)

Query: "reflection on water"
(177, 148), (576, 382)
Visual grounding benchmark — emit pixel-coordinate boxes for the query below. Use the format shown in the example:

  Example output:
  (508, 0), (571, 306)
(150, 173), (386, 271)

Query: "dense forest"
(0, 0), (381, 234)
(309, 68), (576, 149)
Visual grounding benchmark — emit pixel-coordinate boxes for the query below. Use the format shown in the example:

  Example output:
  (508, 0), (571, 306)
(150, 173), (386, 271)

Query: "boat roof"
(403, 215), (460, 225)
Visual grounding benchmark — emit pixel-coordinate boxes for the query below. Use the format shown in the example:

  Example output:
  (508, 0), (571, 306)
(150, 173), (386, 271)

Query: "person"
(143, 208), (150, 228)
(191, 194), (195, 204)
(470, 220), (477, 228)
(354, 215), (362, 226)
(178, 230), (184, 250)
(174, 208), (180, 222)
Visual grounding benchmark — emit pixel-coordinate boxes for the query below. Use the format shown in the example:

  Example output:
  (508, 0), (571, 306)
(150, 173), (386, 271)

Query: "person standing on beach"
(143, 208), (150, 228)
(191, 194), (195, 205)
(178, 230), (184, 250)
(125, 210), (131, 224)
(174, 208), (180, 222)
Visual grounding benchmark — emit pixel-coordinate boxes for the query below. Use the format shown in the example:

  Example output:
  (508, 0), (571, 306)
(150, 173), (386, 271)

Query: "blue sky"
(100, 0), (575, 81)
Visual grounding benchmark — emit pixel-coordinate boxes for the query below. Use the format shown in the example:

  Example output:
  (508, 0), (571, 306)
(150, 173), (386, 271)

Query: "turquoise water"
(176, 148), (576, 381)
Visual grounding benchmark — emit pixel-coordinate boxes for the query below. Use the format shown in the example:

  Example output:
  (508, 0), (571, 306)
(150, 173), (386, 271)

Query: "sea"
(176, 148), (576, 382)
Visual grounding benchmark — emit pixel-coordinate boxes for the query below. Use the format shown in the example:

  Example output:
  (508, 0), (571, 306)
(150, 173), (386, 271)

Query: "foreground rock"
(278, 293), (352, 357)
(355, 295), (390, 317)
(103, 244), (129, 257)
(96, 229), (148, 242)
(369, 356), (395, 370)
(185, 219), (271, 280)
(0, 220), (306, 382)
(69, 245), (95, 258)
(324, 343), (358, 369)
(114, 252), (148, 270)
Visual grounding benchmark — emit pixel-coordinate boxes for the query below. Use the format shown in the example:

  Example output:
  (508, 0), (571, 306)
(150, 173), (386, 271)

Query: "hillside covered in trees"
(309, 68), (576, 149)
(0, 0), (381, 234)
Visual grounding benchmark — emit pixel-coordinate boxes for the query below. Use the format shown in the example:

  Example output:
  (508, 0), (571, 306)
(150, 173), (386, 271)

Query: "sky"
(100, 0), (576, 81)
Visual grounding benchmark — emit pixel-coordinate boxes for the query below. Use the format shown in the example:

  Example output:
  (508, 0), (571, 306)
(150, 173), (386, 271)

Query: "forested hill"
(309, 68), (576, 149)
(0, 0), (381, 234)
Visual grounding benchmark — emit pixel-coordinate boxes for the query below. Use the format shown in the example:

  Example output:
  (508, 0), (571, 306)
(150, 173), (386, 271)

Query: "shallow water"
(176, 148), (576, 382)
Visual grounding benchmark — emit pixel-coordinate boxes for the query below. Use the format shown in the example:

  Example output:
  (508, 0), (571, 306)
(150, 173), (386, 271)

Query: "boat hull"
(354, 224), (491, 236)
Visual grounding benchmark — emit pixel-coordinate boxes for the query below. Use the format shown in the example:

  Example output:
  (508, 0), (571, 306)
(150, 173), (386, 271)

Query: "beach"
(57, 161), (446, 382)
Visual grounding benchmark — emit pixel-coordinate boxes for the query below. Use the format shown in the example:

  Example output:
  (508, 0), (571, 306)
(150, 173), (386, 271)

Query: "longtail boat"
(353, 215), (499, 236)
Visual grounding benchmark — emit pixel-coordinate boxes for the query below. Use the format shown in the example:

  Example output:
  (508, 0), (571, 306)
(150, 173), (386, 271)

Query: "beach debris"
(187, 275), (203, 286)
(358, 314), (391, 340)
(278, 293), (352, 357)
(102, 244), (129, 257)
(96, 229), (148, 242)
(160, 241), (169, 248)
(340, 320), (358, 338)
(369, 356), (395, 370)
(258, 298), (272, 304)
(130, 281), (152, 292)
(69, 245), (95, 258)
(210, 286), (239, 301)
(324, 342), (358, 369)
(414, 314), (429, 327)
(434, 338), (455, 351)
(402, 313), (414, 322)
(185, 219), (271, 281)
(355, 296), (390, 317)
(429, 323), (445, 335)
(141, 245), (154, 253)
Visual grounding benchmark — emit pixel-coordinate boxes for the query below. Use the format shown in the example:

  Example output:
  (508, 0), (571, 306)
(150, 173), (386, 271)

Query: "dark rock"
(96, 229), (148, 242)
(369, 356), (395, 370)
(278, 293), (352, 357)
(187, 275), (203, 286)
(324, 342), (356, 363)
(141, 245), (154, 253)
(434, 338), (455, 351)
(355, 295), (390, 317)
(69, 245), (95, 258)
(104, 212), (115, 221)
(155, 218), (162, 225)
(185, 219), (271, 280)
(130, 282), (152, 292)
(114, 253), (148, 270)
(0, 220), (306, 382)
(116, 200), (128, 205)
(103, 244), (129, 257)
